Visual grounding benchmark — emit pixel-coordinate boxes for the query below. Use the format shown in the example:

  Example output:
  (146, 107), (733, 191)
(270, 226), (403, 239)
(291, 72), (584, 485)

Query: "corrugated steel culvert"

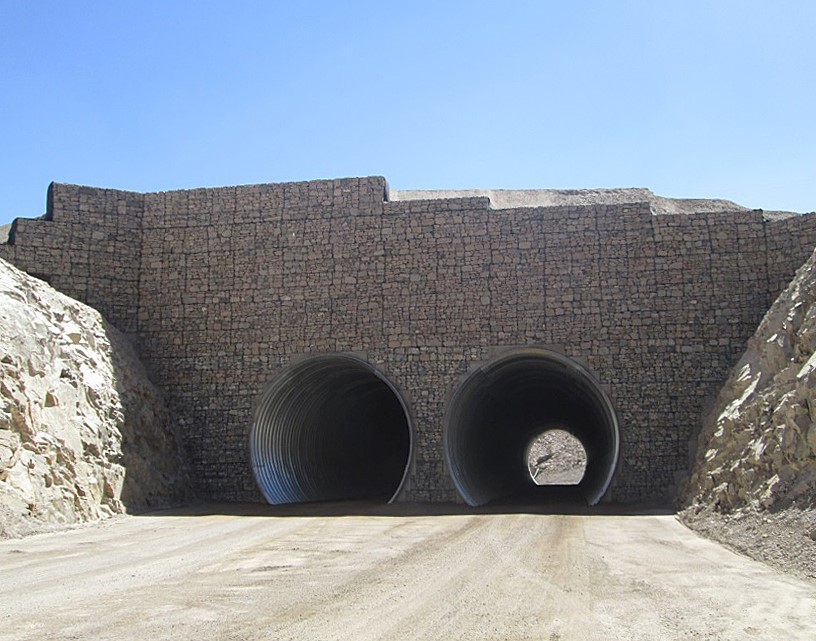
(250, 354), (413, 505)
(444, 348), (620, 506)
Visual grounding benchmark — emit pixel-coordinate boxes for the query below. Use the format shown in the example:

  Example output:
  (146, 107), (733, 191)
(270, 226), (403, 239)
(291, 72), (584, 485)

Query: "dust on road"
(1, 503), (814, 640)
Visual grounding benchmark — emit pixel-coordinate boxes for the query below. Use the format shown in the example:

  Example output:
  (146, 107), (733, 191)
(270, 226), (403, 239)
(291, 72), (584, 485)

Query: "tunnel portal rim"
(443, 347), (620, 507)
(249, 353), (414, 506)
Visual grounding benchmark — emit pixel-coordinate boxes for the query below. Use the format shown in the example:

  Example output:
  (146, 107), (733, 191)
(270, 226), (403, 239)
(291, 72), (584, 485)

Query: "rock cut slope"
(682, 248), (816, 579)
(0, 257), (189, 538)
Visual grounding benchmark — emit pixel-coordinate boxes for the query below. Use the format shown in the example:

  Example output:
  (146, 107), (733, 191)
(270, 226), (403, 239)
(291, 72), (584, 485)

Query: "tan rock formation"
(684, 249), (816, 512)
(0, 257), (189, 538)
(681, 248), (816, 580)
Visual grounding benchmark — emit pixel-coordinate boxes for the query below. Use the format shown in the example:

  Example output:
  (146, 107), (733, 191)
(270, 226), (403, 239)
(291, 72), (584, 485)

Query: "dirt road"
(1, 503), (814, 640)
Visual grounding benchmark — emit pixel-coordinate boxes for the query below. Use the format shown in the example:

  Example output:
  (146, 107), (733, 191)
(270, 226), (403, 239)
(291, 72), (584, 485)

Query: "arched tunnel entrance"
(249, 354), (412, 505)
(444, 348), (620, 507)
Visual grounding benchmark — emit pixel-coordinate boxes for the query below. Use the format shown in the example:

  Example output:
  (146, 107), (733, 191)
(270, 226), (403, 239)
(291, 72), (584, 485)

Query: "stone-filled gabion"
(2, 176), (815, 504)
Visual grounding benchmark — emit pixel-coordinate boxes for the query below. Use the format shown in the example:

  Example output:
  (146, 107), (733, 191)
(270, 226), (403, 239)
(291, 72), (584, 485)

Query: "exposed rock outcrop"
(681, 248), (816, 580)
(0, 257), (189, 538)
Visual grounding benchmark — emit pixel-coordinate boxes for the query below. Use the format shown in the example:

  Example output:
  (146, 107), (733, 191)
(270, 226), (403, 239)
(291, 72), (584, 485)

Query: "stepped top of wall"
(1, 177), (808, 245)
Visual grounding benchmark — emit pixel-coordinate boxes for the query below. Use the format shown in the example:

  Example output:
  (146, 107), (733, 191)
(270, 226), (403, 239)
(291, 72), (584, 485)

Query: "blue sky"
(1, 1), (814, 225)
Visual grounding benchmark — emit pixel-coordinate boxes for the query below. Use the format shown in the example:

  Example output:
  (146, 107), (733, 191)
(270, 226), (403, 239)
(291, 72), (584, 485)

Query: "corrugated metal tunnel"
(444, 348), (620, 507)
(249, 355), (412, 505)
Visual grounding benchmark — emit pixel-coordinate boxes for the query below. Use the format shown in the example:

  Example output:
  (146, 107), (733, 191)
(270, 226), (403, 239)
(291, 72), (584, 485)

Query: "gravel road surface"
(1, 503), (814, 640)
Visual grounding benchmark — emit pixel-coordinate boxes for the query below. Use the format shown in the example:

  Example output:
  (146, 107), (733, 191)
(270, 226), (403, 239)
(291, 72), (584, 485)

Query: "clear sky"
(1, 1), (814, 226)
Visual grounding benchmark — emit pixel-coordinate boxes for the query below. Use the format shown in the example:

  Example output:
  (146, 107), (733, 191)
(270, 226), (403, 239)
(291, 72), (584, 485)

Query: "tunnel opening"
(526, 428), (588, 486)
(249, 354), (412, 505)
(444, 348), (619, 507)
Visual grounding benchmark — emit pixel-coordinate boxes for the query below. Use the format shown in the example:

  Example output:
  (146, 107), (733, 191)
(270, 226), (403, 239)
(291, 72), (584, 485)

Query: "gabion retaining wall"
(2, 176), (815, 503)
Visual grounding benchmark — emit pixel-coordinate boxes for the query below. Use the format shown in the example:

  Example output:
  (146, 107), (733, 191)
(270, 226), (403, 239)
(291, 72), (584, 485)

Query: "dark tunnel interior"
(444, 349), (620, 507)
(249, 355), (412, 505)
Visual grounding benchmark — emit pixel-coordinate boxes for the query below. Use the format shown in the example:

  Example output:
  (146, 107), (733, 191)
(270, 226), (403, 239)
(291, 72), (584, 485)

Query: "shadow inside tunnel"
(135, 497), (676, 519)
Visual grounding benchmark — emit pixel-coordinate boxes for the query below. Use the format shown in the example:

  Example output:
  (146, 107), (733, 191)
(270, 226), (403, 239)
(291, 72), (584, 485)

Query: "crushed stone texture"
(682, 248), (816, 580)
(0, 257), (190, 538)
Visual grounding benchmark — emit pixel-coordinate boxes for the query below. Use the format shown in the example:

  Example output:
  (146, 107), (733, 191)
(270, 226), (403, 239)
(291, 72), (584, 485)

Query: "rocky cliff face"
(682, 248), (816, 580)
(0, 257), (189, 538)
(684, 250), (816, 511)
